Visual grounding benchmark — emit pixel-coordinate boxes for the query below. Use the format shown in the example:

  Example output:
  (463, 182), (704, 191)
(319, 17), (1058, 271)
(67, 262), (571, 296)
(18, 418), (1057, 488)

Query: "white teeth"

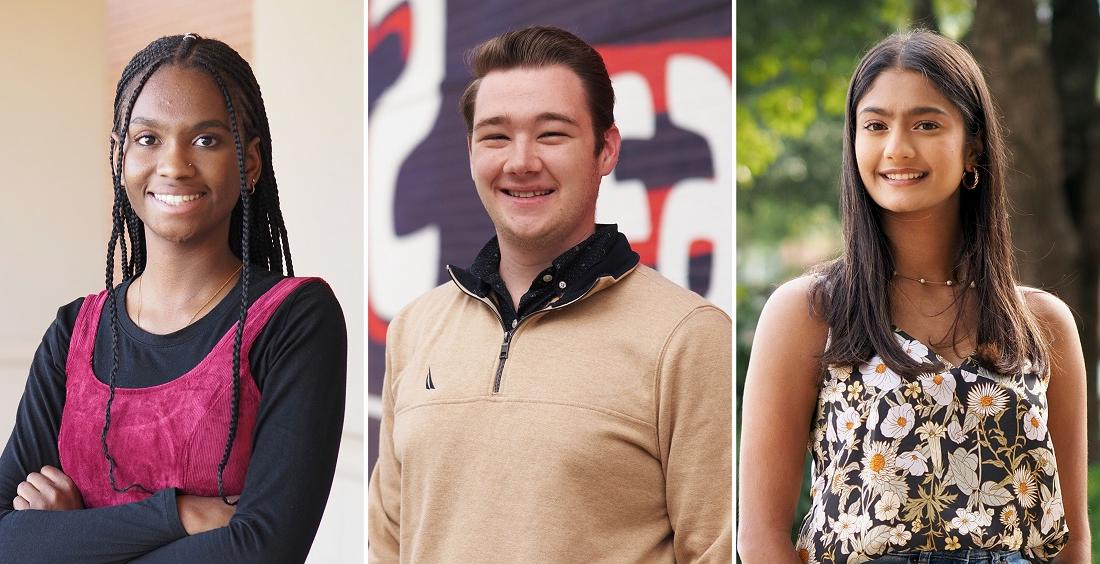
(153, 193), (203, 205)
(884, 172), (925, 180)
(508, 190), (552, 198)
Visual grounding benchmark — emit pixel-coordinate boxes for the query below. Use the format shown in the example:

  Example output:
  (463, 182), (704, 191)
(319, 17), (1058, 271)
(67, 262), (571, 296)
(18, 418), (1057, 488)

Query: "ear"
(245, 137), (263, 187)
(597, 124), (621, 176)
(965, 136), (984, 171)
(467, 134), (475, 175)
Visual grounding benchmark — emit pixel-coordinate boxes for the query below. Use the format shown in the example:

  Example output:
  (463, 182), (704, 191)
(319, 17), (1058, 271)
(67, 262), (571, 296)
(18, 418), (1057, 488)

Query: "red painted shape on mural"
(368, 4), (412, 59)
(368, 299), (390, 344)
(689, 239), (714, 257)
(597, 38), (731, 113)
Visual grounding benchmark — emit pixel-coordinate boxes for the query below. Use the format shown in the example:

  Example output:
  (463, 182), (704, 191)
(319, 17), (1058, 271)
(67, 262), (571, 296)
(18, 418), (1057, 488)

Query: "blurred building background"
(367, 0), (733, 476)
(0, 1), (363, 561)
(738, 0), (1100, 557)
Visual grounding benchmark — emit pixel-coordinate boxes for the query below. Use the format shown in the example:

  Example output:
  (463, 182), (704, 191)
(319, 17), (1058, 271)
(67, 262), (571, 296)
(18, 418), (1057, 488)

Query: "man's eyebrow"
(536, 112), (579, 126)
(473, 116), (508, 131)
(473, 112), (581, 131)
(858, 106), (950, 117)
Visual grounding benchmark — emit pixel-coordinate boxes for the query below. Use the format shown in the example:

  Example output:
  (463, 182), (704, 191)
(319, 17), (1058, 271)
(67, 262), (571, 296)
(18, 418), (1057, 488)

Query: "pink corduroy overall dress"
(57, 277), (316, 508)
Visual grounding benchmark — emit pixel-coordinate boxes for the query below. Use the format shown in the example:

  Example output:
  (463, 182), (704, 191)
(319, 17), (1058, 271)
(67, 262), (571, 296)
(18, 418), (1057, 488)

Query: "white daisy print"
(919, 371), (956, 406)
(888, 524), (912, 545)
(1023, 406), (1047, 441)
(1011, 467), (1038, 508)
(822, 380), (846, 403)
(880, 404), (916, 439)
(949, 508), (984, 535)
(1040, 490), (1064, 534)
(966, 382), (1009, 417)
(860, 441), (902, 494)
(896, 450), (928, 476)
(860, 356), (901, 391)
(832, 512), (862, 542)
(1000, 505), (1019, 528)
(900, 337), (930, 362)
(874, 490), (901, 520)
(836, 407), (861, 443)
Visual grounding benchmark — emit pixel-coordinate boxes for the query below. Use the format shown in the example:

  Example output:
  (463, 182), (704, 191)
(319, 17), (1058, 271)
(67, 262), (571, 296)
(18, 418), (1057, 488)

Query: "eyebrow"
(128, 117), (232, 132)
(858, 106), (950, 117)
(473, 112), (580, 131)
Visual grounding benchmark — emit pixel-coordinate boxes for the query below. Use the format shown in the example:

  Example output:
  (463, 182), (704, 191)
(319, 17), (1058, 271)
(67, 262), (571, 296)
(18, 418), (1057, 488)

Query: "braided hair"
(103, 33), (293, 504)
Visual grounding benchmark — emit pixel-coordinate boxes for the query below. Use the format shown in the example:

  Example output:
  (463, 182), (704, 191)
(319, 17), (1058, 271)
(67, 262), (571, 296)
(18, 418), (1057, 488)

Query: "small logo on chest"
(425, 368), (436, 390)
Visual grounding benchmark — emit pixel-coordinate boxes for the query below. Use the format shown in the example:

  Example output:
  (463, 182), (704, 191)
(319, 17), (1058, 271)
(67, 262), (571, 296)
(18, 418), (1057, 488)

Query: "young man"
(368, 26), (731, 562)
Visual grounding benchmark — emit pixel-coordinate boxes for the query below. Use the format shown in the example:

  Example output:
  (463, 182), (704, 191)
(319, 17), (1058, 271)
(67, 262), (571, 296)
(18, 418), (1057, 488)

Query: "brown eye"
(194, 135), (218, 148)
(136, 134), (157, 146)
(863, 122), (886, 132)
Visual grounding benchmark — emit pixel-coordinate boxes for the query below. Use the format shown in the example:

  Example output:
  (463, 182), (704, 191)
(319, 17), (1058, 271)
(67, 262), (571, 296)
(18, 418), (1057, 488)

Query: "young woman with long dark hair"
(0, 34), (346, 563)
(738, 31), (1088, 563)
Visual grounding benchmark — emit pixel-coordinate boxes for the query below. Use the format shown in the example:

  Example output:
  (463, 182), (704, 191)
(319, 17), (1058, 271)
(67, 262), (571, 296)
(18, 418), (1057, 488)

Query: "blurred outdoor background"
(737, 0), (1100, 557)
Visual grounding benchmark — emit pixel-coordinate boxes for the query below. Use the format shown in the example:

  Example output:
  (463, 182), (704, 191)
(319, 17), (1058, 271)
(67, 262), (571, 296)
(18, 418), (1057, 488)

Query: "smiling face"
(468, 65), (620, 253)
(121, 65), (260, 249)
(855, 69), (977, 216)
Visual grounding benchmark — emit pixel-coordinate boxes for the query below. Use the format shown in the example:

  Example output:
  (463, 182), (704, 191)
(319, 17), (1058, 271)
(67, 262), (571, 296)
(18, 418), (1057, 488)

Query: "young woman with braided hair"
(0, 34), (346, 562)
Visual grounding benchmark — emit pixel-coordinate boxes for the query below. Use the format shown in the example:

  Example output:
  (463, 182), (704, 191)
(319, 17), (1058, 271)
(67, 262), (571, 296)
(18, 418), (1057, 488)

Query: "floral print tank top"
(795, 329), (1068, 563)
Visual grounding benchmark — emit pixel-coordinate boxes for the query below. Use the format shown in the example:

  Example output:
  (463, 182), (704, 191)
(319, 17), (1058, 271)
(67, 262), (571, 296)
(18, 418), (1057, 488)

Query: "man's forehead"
(472, 65), (588, 123)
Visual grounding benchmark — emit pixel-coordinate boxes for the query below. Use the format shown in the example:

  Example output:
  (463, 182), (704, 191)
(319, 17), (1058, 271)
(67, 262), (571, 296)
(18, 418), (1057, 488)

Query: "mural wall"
(368, 0), (732, 473)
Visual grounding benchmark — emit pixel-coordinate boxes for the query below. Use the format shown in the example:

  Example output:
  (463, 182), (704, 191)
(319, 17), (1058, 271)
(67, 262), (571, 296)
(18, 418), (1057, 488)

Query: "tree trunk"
(1051, 0), (1100, 462)
(970, 0), (1094, 445)
(912, 0), (938, 33)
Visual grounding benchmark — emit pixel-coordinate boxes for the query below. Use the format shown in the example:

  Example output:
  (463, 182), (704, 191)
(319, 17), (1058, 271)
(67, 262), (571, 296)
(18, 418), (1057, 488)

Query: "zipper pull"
(499, 330), (513, 359)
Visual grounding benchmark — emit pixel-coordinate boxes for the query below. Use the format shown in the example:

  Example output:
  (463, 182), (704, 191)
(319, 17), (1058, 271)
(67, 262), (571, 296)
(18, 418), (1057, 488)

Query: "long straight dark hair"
(809, 30), (1050, 378)
(103, 34), (293, 503)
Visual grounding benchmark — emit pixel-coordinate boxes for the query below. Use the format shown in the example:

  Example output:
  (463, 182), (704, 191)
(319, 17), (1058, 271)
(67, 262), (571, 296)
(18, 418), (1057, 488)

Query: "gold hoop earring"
(965, 169), (979, 190)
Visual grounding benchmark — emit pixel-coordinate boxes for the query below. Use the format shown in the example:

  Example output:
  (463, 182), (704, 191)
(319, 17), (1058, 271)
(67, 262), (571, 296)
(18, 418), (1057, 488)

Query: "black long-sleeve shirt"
(0, 268), (347, 563)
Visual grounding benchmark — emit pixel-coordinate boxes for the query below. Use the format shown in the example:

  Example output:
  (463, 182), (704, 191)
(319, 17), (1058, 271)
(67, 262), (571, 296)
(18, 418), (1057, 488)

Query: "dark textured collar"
(448, 224), (639, 328)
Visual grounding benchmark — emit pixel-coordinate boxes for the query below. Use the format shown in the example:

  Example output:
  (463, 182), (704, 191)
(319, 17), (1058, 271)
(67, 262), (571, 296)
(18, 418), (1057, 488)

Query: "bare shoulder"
(760, 274), (826, 328)
(1018, 286), (1078, 338)
(753, 274), (829, 357)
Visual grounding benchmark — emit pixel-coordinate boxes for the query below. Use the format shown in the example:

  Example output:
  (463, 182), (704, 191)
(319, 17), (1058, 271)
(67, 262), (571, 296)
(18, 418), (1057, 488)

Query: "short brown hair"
(459, 26), (615, 154)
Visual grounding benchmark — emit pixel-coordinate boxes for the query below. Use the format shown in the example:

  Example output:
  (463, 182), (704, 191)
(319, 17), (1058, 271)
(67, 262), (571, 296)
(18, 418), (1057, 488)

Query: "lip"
(499, 187), (556, 202)
(878, 168), (928, 185)
(146, 186), (209, 211)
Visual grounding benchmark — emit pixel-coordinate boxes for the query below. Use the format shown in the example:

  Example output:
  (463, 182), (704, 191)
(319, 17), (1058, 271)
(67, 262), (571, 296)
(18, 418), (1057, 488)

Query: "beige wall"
(0, 2), (363, 561)
(254, 1), (364, 561)
(0, 2), (110, 435)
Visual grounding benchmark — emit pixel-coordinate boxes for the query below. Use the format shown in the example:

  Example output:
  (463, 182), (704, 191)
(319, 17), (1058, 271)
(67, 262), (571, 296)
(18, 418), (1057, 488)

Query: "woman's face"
(854, 69), (976, 216)
(121, 65), (260, 249)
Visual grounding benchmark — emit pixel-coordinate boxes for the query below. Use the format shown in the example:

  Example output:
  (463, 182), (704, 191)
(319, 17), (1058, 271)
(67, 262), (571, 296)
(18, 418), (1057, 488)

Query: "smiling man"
(367, 26), (732, 563)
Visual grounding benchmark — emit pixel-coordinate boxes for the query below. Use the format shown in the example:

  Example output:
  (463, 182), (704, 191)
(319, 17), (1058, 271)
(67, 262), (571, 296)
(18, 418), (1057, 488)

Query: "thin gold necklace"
(136, 264), (244, 329)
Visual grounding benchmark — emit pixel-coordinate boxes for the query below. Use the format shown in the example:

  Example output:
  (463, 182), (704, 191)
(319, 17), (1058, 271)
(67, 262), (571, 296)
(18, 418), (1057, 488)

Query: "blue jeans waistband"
(873, 550), (1029, 564)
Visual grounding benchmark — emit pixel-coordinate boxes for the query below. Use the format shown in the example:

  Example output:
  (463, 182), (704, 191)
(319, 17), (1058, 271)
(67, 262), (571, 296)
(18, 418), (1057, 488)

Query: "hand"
(177, 494), (240, 535)
(13, 465), (84, 511)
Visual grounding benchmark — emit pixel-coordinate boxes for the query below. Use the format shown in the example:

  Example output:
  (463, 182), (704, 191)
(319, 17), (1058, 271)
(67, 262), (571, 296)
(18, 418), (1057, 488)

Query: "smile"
(152, 193), (205, 205)
(504, 189), (554, 198)
(881, 172), (926, 181)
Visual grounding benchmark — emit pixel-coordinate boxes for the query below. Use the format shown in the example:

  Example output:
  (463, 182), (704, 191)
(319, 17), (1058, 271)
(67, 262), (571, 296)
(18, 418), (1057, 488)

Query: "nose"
(156, 140), (195, 179)
(502, 137), (541, 175)
(884, 130), (914, 160)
